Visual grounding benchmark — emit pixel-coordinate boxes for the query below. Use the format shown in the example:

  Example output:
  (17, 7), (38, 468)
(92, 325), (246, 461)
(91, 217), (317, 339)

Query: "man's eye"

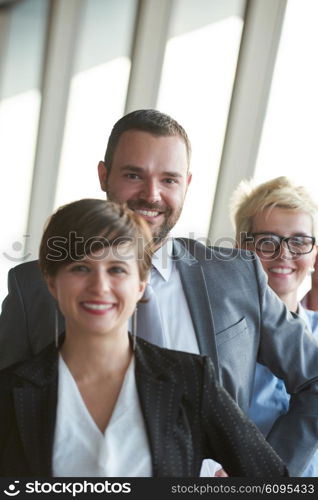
(163, 178), (177, 184)
(126, 173), (140, 180)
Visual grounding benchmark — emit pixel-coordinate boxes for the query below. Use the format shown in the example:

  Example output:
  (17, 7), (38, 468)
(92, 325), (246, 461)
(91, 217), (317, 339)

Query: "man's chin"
(151, 224), (172, 248)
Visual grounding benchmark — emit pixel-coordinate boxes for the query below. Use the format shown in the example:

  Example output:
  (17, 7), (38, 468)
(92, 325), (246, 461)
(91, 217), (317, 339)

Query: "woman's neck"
(60, 325), (132, 383)
(279, 292), (298, 313)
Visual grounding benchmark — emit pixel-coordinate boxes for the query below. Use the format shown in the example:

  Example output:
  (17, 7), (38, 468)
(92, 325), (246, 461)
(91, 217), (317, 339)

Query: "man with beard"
(1, 109), (318, 477)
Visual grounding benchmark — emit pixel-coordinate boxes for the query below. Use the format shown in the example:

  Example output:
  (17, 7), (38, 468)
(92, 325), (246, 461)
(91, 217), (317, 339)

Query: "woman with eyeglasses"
(231, 176), (318, 477)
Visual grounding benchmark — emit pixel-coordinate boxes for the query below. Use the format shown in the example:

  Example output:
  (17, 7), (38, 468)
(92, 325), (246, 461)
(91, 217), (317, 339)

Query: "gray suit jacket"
(0, 336), (288, 477)
(1, 238), (318, 475)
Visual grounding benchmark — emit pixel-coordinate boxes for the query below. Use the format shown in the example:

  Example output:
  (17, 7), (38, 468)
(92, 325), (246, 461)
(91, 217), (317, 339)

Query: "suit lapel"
(12, 346), (58, 476)
(173, 239), (219, 379)
(134, 341), (183, 477)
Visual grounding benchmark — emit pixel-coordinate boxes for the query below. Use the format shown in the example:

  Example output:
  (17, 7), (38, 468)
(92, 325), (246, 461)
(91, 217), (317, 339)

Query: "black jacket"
(0, 336), (288, 477)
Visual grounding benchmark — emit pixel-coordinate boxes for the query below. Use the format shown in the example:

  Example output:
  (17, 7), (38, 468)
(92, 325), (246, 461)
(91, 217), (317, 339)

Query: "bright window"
(54, 0), (138, 208)
(157, 0), (246, 240)
(0, 0), (49, 308)
(254, 0), (318, 201)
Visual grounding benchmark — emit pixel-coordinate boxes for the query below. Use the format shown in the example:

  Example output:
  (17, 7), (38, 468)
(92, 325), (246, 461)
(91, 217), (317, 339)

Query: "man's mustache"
(127, 200), (169, 214)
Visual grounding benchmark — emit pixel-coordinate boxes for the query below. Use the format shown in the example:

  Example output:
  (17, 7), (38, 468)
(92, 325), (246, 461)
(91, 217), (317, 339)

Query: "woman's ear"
(45, 274), (58, 300)
(235, 232), (242, 249)
(310, 244), (318, 267)
(138, 281), (147, 301)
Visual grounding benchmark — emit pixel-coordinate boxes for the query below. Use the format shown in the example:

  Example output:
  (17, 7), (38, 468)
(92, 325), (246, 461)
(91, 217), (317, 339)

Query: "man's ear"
(98, 161), (108, 192)
(45, 275), (58, 300)
(187, 172), (192, 188)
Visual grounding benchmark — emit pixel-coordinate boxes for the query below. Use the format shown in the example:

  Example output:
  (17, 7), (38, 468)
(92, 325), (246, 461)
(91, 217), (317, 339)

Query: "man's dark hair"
(104, 109), (191, 174)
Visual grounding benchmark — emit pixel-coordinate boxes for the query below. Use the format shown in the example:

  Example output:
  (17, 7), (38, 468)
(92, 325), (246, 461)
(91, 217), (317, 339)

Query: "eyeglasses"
(244, 233), (316, 255)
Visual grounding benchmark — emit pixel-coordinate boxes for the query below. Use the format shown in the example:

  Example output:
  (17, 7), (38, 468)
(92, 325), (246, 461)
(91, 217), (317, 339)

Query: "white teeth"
(270, 268), (293, 275)
(82, 303), (113, 310)
(135, 209), (160, 217)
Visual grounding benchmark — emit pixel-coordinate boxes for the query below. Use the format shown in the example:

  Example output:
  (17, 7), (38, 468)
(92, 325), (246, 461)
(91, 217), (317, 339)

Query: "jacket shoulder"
(9, 260), (42, 280)
(135, 336), (206, 375)
(0, 342), (58, 386)
(6, 259), (49, 301)
(175, 237), (256, 263)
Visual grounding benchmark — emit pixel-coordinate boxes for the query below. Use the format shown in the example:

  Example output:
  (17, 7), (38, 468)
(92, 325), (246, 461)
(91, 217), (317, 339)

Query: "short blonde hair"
(230, 176), (318, 244)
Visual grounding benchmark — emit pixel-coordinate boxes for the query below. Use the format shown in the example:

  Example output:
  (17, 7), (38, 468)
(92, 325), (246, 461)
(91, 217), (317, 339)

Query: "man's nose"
(141, 179), (161, 203)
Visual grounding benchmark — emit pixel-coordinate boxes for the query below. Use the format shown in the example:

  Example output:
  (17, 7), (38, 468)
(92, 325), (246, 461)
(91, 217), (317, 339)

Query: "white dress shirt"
(52, 355), (152, 477)
(150, 239), (200, 353)
(147, 239), (221, 477)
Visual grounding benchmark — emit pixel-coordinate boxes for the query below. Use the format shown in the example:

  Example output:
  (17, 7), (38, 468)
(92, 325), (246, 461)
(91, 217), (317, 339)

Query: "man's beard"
(106, 188), (182, 246)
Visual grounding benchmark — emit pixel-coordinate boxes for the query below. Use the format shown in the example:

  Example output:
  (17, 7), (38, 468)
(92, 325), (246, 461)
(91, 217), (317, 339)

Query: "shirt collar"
(297, 302), (311, 330)
(151, 238), (174, 282)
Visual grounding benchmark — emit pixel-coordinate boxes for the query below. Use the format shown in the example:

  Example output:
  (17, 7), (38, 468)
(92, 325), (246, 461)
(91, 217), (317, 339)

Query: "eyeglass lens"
(253, 234), (314, 254)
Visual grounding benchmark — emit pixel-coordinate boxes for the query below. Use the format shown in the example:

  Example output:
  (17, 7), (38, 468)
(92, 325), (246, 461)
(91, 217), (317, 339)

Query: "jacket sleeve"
(201, 356), (289, 477)
(0, 267), (32, 369)
(254, 256), (318, 476)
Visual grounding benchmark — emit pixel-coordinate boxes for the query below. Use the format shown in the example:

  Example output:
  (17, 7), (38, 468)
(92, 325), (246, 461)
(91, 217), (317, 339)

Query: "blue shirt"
(248, 304), (318, 477)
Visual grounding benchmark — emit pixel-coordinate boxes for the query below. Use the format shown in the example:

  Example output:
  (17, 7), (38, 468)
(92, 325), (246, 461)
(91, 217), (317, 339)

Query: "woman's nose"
(280, 241), (293, 259)
(88, 271), (110, 294)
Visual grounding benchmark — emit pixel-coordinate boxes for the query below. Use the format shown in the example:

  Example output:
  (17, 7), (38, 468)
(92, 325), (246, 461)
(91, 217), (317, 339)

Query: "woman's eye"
(260, 238), (275, 245)
(110, 266), (126, 274)
(70, 264), (89, 273)
(290, 237), (304, 246)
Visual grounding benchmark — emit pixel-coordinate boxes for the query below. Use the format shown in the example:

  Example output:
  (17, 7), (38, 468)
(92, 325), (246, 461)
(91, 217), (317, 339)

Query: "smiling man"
(98, 113), (191, 247)
(1, 109), (318, 477)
